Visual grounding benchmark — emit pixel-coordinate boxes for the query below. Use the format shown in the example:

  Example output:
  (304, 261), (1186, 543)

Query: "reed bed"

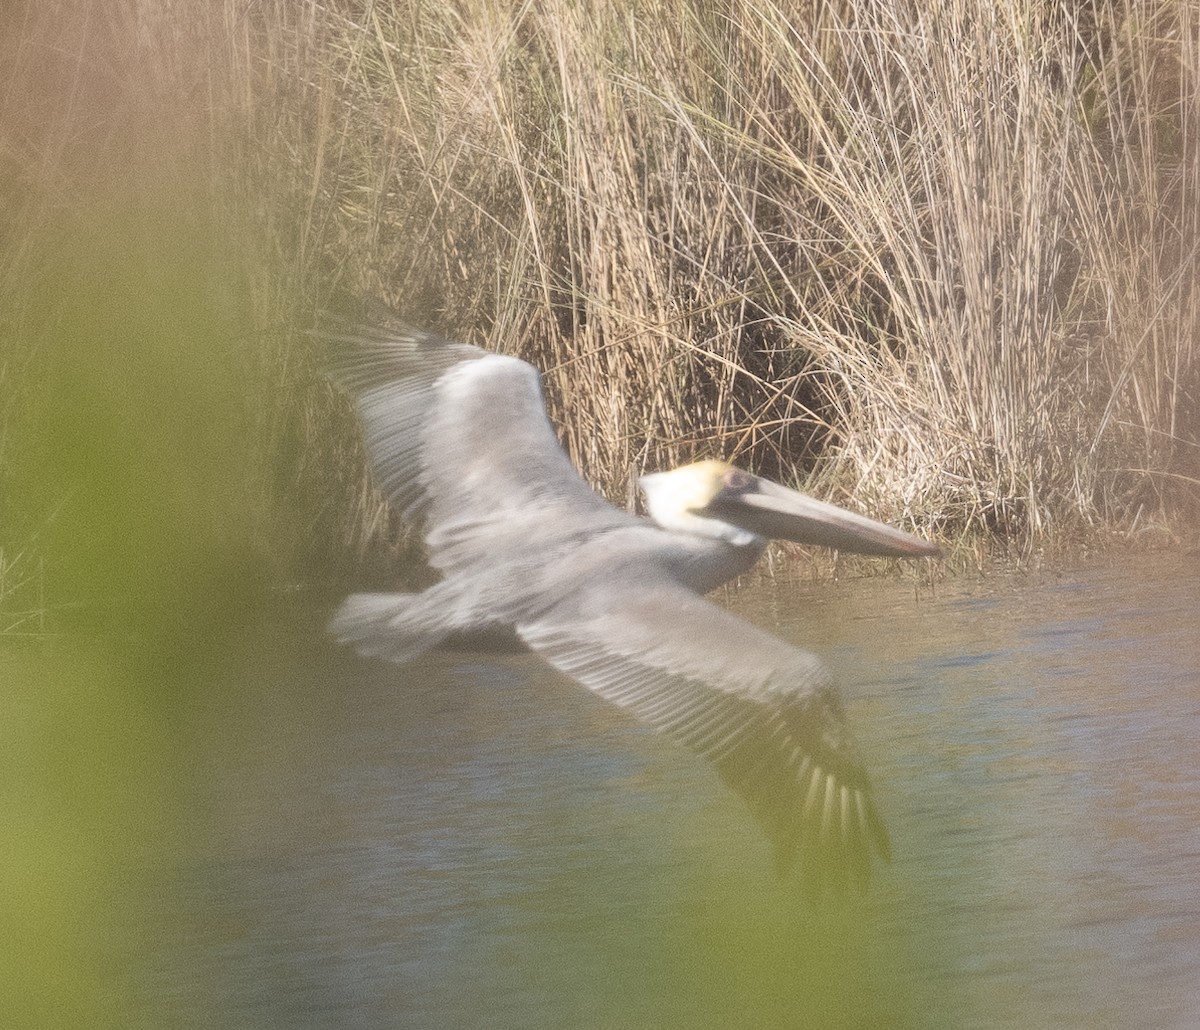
(2, 0), (1198, 614)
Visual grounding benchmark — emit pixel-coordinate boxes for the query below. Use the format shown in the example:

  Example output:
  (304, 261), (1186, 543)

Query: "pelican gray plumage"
(327, 324), (938, 891)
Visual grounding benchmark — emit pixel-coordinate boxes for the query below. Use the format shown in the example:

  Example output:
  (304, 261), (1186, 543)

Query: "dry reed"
(2, 0), (1198, 611)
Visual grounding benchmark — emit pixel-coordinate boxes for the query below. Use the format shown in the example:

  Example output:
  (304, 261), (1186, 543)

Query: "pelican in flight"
(328, 325), (938, 890)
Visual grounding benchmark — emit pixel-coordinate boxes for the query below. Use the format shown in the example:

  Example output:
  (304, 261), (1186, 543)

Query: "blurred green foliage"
(1, 196), (270, 1027)
(20, 204), (259, 632)
(1, 8), (279, 1018)
(2, 648), (176, 1028)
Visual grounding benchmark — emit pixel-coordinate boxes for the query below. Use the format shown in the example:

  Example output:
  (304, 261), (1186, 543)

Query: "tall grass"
(2, 0), (1198, 611)
(231, 0), (1197, 550)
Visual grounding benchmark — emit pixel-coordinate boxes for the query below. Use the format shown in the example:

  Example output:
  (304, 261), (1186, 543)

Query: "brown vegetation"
(2, 0), (1198, 623)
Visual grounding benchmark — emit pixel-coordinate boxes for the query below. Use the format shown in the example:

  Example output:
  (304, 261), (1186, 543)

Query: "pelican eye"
(720, 468), (757, 494)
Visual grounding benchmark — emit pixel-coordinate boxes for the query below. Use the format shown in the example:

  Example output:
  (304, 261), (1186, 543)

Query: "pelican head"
(640, 459), (938, 558)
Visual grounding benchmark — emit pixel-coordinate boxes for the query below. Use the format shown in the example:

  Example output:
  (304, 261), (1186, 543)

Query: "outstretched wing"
(518, 580), (890, 892)
(326, 325), (630, 572)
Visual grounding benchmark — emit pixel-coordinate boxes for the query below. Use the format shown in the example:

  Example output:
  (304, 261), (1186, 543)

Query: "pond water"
(139, 552), (1199, 1029)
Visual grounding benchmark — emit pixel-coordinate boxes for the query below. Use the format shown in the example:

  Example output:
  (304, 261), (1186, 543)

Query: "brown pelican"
(328, 325), (938, 891)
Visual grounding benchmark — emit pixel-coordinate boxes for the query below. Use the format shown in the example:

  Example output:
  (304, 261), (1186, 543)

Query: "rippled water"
(144, 553), (1200, 1029)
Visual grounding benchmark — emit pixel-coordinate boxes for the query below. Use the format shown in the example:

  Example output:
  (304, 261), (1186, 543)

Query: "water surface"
(146, 553), (1200, 1028)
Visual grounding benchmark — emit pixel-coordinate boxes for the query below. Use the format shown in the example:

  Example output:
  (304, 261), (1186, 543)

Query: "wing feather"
(325, 325), (628, 571)
(519, 584), (890, 891)
(326, 325), (486, 522)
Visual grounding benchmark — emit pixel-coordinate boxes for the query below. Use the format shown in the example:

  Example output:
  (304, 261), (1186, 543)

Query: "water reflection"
(150, 554), (1198, 1028)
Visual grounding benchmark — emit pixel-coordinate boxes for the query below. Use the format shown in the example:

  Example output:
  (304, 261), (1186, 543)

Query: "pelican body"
(328, 325), (938, 890)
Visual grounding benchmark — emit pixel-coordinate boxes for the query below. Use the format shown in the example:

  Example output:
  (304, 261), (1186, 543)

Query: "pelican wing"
(329, 326), (628, 571)
(518, 583), (890, 890)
